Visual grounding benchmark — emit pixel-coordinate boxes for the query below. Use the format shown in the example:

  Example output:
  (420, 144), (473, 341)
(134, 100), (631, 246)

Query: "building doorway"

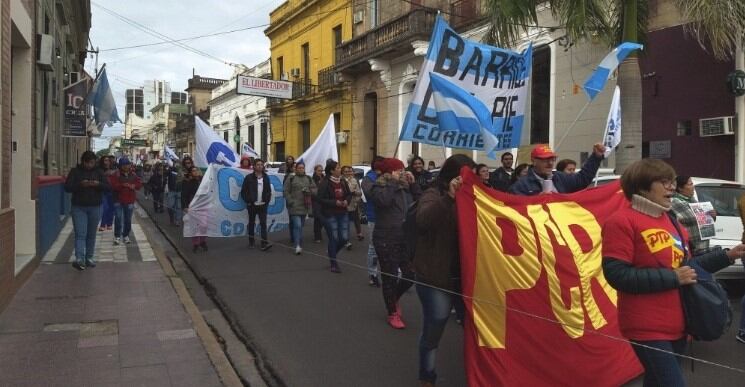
(364, 93), (378, 161)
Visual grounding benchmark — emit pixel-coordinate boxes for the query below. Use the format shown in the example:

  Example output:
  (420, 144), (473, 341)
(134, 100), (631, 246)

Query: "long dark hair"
(436, 154), (475, 191)
(511, 163), (529, 185)
(324, 160), (338, 177)
(675, 175), (690, 193)
(80, 151), (96, 164)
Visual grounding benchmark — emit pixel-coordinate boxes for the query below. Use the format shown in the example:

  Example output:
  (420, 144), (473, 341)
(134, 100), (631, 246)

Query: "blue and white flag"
(164, 145), (180, 162)
(399, 16), (532, 150)
(429, 73), (500, 158)
(296, 114), (338, 169)
(194, 116), (240, 169)
(603, 86), (622, 157)
(583, 42), (643, 100)
(84, 68), (121, 127)
(242, 143), (260, 159)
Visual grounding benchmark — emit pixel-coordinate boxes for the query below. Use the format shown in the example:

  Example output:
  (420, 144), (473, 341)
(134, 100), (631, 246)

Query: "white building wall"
(209, 60), (272, 160)
(143, 80), (171, 121)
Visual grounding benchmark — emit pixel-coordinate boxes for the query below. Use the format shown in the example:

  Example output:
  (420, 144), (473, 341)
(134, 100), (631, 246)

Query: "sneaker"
(368, 275), (380, 287)
(295, 246), (302, 255)
(330, 263), (342, 273)
(124, 236), (131, 244)
(260, 243), (273, 251)
(395, 303), (402, 319)
(85, 260), (96, 268)
(387, 313), (405, 329)
(737, 331), (745, 344)
(357, 234), (364, 241)
(345, 242), (353, 250)
(106, 226), (112, 231)
(72, 262), (85, 271)
(113, 237), (121, 245)
(98, 227), (105, 232)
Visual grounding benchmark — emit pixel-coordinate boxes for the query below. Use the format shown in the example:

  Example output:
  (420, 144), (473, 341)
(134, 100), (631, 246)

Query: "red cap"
(530, 144), (556, 159)
(380, 158), (405, 174)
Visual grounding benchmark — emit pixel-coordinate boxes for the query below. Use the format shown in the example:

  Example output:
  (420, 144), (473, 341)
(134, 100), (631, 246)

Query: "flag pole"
(593, 122), (611, 187)
(554, 99), (592, 151)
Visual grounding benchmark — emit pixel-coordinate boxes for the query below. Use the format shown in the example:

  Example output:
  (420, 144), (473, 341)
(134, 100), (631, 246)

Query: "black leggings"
(373, 239), (414, 315)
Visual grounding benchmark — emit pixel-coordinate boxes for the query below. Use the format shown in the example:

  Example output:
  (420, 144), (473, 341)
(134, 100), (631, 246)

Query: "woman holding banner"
(602, 159), (745, 387)
(670, 175), (713, 255)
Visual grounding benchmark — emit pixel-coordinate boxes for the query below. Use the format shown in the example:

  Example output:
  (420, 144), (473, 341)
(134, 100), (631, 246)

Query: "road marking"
(42, 218), (73, 263)
(132, 222), (157, 262)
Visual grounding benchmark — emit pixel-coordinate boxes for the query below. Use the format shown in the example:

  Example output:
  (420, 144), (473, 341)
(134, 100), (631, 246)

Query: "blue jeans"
(71, 205), (102, 265)
(367, 222), (378, 277)
(416, 282), (464, 384)
(631, 338), (687, 387)
(114, 203), (134, 238)
(290, 215), (306, 247)
(100, 192), (115, 227)
(166, 191), (182, 224)
(323, 212), (349, 262)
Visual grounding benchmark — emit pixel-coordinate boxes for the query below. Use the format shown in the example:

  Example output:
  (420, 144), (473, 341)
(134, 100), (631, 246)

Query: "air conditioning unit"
(36, 34), (54, 71)
(336, 131), (349, 144)
(353, 10), (365, 24)
(290, 68), (301, 78)
(699, 116), (736, 137)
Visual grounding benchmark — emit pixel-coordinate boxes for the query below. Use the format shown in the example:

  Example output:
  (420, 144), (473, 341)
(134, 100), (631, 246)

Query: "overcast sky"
(87, 0), (282, 149)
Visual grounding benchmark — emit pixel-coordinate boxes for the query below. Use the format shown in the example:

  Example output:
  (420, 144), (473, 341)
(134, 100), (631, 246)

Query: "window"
(235, 117), (241, 153)
(300, 120), (311, 151)
(276, 56), (284, 80)
(677, 120), (692, 136)
(223, 131), (229, 143)
(248, 125), (255, 146)
(370, 0), (378, 27)
(332, 25), (342, 64)
(530, 45), (551, 144)
(275, 141), (285, 162)
(301, 43), (310, 80)
(333, 113), (341, 132)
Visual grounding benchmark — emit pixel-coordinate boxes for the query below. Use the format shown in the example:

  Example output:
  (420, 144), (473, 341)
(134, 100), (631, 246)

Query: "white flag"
(296, 114), (338, 169)
(603, 86), (621, 158)
(194, 116), (240, 168)
(165, 145), (180, 162)
(242, 143), (260, 158)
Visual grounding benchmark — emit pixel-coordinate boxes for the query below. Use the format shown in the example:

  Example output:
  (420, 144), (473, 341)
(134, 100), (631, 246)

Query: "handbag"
(668, 214), (732, 341)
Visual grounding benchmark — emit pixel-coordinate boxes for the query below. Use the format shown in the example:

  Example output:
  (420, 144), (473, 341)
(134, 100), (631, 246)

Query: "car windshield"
(695, 185), (745, 217)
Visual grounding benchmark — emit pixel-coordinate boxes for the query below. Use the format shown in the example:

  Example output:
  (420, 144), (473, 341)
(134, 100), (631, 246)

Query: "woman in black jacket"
(314, 160), (352, 273)
(64, 151), (111, 270)
(240, 159), (273, 250)
(147, 163), (166, 213)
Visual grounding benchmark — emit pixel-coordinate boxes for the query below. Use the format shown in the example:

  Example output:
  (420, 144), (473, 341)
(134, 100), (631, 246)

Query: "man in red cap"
(509, 143), (606, 195)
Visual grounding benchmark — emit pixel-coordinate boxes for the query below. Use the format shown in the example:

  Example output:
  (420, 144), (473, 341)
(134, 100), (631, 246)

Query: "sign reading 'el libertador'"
(236, 75), (293, 99)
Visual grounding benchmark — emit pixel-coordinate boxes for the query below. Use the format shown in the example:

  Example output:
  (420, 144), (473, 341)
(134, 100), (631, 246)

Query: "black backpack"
(403, 200), (419, 260)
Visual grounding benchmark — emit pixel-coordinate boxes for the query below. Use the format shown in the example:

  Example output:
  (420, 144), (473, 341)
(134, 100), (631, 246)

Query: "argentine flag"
(429, 73), (499, 158)
(242, 143), (260, 159)
(194, 116), (240, 169)
(583, 42), (643, 100)
(84, 68), (121, 127)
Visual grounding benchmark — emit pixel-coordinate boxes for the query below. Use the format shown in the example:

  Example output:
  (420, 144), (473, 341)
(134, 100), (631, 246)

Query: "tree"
(96, 148), (110, 158)
(484, 0), (745, 173)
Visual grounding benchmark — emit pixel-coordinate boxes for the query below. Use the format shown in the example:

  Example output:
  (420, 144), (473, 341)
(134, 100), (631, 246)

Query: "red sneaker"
(387, 313), (405, 329)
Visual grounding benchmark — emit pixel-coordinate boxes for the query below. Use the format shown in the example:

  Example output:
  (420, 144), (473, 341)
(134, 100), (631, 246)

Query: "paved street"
(0, 211), (223, 387)
(140, 195), (745, 387)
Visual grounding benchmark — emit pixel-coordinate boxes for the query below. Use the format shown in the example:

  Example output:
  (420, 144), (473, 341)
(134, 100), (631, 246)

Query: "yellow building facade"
(265, 0), (354, 165)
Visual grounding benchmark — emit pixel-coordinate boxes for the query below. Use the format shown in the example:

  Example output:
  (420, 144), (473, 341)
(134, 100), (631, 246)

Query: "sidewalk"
(0, 205), (223, 387)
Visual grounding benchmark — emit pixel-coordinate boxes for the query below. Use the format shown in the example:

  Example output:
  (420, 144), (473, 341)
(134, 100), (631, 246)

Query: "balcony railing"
(450, 0), (486, 30)
(267, 79), (317, 108)
(318, 66), (342, 91)
(336, 7), (437, 72)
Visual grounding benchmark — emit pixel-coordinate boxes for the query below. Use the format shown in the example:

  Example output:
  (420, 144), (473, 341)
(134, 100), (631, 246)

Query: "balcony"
(318, 66), (342, 92)
(450, 0), (486, 30)
(335, 7), (438, 73)
(267, 79), (317, 109)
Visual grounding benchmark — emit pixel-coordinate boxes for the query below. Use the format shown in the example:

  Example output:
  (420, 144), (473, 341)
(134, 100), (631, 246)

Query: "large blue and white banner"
(399, 16), (532, 151)
(183, 164), (288, 237)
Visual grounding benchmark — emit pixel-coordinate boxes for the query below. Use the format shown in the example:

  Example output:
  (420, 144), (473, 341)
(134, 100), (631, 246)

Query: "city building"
(125, 88), (144, 118)
(175, 73), (226, 156)
(265, 0), (353, 164)
(1, 0), (92, 310)
(149, 102), (189, 159)
(208, 60), (271, 160)
(142, 79), (171, 121)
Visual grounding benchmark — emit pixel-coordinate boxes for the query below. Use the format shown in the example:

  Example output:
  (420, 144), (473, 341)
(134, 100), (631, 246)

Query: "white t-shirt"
(255, 176), (265, 205)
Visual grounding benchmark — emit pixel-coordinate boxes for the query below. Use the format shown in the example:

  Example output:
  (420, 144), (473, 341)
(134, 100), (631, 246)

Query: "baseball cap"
(530, 144), (556, 159)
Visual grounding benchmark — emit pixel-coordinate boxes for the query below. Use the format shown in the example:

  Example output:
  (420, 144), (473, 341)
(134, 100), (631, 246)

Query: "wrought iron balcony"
(450, 0), (486, 30)
(318, 66), (342, 91)
(335, 7), (437, 73)
(266, 79), (317, 109)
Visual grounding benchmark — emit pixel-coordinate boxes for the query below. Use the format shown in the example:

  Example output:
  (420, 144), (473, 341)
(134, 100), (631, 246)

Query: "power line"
(99, 23), (270, 52)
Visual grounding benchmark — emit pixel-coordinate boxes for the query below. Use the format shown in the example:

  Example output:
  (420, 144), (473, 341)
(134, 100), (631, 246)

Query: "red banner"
(456, 169), (642, 386)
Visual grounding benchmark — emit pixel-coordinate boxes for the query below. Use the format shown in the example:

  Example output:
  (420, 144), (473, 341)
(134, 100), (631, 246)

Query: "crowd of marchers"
(64, 142), (745, 387)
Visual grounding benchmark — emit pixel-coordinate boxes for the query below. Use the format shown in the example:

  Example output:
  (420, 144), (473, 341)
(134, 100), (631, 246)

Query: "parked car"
(591, 175), (745, 282)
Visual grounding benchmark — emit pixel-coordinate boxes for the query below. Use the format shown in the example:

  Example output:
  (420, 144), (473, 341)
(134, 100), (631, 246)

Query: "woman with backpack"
(284, 162), (316, 255)
(414, 154), (474, 386)
(97, 156), (117, 231)
(110, 158), (142, 245)
(314, 160), (351, 273)
(369, 158), (421, 329)
(602, 159), (745, 387)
